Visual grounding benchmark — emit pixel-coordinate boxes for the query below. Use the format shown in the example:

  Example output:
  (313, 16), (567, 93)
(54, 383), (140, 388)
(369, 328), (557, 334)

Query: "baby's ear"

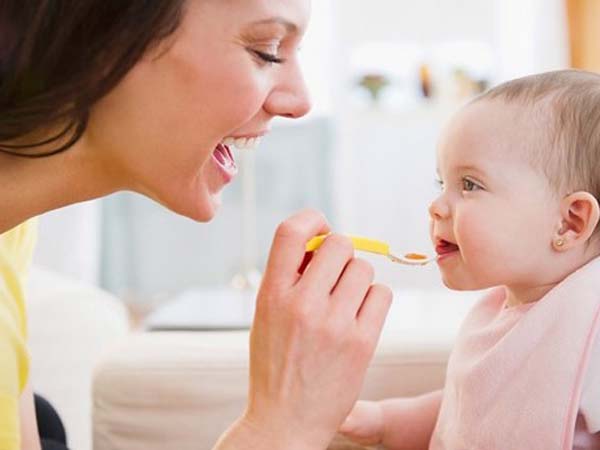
(553, 191), (600, 251)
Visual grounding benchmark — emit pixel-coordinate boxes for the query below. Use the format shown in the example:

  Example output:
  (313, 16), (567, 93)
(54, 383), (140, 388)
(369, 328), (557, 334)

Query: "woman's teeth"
(222, 136), (261, 150)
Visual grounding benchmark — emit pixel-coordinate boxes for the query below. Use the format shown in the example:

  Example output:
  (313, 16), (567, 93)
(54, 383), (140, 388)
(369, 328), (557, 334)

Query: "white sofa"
(26, 266), (130, 450)
(23, 264), (480, 450)
(93, 289), (479, 450)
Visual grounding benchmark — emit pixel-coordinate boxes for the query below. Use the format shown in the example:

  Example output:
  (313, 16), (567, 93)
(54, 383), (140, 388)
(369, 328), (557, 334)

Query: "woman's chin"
(160, 187), (223, 223)
(181, 157), (232, 221)
(188, 191), (222, 222)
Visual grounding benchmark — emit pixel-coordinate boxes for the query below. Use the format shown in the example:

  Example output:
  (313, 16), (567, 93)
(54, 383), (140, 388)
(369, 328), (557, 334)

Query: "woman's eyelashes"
(248, 48), (285, 65)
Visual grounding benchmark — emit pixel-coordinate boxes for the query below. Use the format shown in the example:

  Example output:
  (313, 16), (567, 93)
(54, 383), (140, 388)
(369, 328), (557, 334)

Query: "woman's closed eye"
(248, 48), (285, 65)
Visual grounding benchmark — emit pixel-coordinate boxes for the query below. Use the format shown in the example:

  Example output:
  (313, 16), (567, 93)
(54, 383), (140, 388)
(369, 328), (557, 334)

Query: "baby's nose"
(429, 197), (450, 220)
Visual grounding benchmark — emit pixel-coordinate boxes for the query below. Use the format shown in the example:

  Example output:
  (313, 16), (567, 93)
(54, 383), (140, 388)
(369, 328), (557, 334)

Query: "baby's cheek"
(455, 213), (494, 256)
(455, 213), (508, 280)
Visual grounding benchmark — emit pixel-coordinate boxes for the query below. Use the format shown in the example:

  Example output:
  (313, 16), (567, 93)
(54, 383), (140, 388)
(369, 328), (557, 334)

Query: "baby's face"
(429, 100), (561, 291)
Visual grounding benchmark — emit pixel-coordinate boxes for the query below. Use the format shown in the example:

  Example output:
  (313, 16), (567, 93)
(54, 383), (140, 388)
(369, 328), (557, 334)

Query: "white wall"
(329, 0), (570, 290)
(335, 0), (495, 47)
(30, 0), (571, 296)
(33, 201), (102, 286)
(494, 0), (569, 81)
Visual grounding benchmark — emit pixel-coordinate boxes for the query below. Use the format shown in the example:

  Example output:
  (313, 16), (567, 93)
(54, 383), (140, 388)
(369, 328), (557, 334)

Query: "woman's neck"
(0, 140), (118, 233)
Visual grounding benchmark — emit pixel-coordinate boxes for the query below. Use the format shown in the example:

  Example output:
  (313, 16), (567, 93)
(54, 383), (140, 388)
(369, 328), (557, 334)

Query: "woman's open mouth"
(435, 239), (460, 261)
(212, 143), (237, 183)
(211, 136), (263, 183)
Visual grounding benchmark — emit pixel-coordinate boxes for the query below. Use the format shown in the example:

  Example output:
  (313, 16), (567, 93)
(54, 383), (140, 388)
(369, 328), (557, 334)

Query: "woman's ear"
(553, 192), (600, 251)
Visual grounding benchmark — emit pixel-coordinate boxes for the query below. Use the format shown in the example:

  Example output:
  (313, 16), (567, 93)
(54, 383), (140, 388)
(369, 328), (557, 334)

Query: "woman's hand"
(229, 209), (393, 449)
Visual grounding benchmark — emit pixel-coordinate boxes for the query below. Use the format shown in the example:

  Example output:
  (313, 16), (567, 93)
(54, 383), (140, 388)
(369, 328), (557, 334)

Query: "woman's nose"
(264, 61), (311, 119)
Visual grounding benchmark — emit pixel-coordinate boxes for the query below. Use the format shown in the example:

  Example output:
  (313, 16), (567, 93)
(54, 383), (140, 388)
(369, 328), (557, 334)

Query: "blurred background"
(32, 0), (600, 316)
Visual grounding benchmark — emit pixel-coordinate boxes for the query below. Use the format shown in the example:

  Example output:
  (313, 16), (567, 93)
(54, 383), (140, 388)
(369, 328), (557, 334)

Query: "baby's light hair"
(473, 70), (600, 216)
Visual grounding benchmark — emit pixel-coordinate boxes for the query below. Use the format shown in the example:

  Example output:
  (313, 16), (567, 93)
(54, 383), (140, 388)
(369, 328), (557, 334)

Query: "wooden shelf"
(567, 0), (600, 71)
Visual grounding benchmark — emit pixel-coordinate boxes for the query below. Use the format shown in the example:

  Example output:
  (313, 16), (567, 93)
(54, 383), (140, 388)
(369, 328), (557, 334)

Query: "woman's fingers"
(330, 257), (374, 318)
(262, 209), (330, 289)
(247, 210), (394, 449)
(357, 283), (393, 342)
(300, 233), (355, 294)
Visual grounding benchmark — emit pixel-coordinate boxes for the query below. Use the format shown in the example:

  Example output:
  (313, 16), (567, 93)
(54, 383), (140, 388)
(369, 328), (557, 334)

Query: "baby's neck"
(504, 284), (557, 308)
(504, 251), (600, 307)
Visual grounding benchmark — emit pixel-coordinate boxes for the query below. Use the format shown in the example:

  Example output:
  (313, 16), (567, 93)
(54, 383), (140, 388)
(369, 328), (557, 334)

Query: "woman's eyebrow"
(249, 17), (298, 33)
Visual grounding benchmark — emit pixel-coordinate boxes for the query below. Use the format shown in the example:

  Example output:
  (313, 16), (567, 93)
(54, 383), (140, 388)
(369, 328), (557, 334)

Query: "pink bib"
(430, 258), (600, 450)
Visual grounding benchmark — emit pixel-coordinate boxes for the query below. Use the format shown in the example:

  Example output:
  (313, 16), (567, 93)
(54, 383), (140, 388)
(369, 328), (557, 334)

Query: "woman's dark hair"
(0, 0), (185, 157)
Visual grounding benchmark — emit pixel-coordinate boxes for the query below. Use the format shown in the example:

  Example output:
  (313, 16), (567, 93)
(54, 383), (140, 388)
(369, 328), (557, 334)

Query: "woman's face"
(86, 0), (311, 221)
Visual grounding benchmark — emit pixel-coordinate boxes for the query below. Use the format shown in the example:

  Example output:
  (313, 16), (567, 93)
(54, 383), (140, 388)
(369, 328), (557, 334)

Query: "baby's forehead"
(437, 100), (553, 170)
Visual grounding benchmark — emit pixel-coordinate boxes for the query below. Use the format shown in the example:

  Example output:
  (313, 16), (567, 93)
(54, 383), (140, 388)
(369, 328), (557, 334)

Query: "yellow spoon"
(305, 234), (436, 266)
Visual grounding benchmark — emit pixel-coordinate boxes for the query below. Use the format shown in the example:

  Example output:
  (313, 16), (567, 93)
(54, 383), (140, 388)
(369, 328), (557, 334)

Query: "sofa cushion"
(93, 289), (480, 450)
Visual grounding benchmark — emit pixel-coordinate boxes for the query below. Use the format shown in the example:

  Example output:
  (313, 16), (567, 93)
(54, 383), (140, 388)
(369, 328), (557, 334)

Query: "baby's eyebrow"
(455, 164), (486, 176)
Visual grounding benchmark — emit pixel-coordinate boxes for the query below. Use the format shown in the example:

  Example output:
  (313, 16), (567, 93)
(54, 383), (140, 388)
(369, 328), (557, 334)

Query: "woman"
(0, 1), (393, 449)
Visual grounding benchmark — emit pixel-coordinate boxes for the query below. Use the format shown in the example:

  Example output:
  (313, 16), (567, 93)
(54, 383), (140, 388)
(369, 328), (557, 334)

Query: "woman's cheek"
(233, 75), (270, 119)
(211, 77), (268, 133)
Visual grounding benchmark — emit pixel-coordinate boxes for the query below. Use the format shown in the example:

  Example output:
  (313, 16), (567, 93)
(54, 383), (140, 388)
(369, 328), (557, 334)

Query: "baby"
(340, 70), (600, 450)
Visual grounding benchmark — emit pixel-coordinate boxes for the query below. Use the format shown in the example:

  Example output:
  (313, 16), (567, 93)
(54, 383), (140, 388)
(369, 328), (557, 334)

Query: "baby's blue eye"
(434, 178), (444, 191)
(462, 178), (480, 192)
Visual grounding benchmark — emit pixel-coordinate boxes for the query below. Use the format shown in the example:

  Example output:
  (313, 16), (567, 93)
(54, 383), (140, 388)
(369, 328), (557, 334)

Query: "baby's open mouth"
(435, 239), (460, 256)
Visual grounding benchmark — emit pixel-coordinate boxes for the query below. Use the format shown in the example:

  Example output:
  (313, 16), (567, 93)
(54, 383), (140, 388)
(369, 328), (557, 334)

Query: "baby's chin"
(441, 274), (490, 291)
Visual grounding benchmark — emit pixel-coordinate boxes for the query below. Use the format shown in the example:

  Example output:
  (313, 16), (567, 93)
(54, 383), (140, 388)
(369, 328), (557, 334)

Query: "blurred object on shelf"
(358, 73), (391, 103)
(349, 41), (424, 109)
(348, 39), (494, 109)
(419, 63), (432, 98)
(452, 68), (488, 99)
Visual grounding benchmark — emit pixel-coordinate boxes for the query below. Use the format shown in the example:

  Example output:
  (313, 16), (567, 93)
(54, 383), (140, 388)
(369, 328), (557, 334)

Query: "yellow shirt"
(0, 220), (37, 450)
